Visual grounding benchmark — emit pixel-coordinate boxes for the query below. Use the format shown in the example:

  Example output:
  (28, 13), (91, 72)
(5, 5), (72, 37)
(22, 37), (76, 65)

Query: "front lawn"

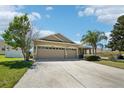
(97, 60), (124, 69)
(84, 51), (124, 69)
(0, 55), (33, 88)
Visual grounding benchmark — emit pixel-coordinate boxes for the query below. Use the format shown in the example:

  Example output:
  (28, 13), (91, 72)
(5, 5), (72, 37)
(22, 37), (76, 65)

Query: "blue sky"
(0, 5), (124, 43)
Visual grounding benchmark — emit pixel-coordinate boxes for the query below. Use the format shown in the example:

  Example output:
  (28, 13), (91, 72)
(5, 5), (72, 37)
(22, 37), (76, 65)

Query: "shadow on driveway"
(0, 60), (33, 69)
(36, 59), (82, 62)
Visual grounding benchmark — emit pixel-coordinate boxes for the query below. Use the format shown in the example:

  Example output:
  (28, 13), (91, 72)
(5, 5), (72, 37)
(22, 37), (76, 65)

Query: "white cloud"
(78, 11), (84, 17)
(83, 7), (95, 16)
(28, 12), (41, 21)
(46, 6), (53, 11)
(0, 6), (41, 35)
(40, 30), (55, 38)
(33, 28), (55, 38)
(105, 32), (111, 41)
(78, 5), (124, 24)
(99, 31), (111, 44)
(0, 5), (18, 11)
(74, 40), (81, 44)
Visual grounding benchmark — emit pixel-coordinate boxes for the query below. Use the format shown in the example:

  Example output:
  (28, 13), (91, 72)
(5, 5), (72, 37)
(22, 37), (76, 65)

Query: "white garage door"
(37, 46), (65, 59)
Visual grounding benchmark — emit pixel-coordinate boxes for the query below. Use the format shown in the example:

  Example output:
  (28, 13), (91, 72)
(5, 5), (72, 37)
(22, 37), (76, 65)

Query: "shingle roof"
(40, 33), (75, 44)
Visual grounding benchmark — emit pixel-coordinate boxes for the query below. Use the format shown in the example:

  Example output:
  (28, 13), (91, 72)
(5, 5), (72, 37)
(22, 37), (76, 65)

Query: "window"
(1, 47), (5, 51)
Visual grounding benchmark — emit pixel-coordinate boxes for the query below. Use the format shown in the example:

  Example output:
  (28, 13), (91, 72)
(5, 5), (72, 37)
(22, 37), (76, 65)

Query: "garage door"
(66, 48), (77, 59)
(37, 46), (65, 59)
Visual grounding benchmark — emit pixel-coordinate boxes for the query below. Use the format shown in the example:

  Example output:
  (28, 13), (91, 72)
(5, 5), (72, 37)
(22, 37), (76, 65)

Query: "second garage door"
(66, 48), (77, 59)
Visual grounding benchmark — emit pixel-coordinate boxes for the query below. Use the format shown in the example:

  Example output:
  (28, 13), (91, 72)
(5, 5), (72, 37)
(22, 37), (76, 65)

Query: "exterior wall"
(5, 50), (23, 58)
(34, 40), (80, 48)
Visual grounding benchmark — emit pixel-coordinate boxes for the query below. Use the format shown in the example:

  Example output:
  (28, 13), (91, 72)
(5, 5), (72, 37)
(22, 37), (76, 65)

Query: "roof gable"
(40, 33), (75, 44)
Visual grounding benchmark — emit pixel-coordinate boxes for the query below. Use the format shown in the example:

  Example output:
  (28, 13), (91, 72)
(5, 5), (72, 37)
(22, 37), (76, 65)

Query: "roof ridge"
(53, 34), (64, 42)
(40, 33), (75, 44)
(56, 33), (75, 43)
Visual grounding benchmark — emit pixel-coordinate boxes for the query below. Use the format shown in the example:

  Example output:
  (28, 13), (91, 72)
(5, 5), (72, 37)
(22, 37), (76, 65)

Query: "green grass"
(97, 60), (124, 69)
(0, 55), (33, 88)
(92, 51), (124, 69)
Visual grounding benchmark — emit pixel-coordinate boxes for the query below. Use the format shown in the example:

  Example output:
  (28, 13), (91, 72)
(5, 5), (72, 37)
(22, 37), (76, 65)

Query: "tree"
(2, 14), (36, 61)
(81, 30), (107, 55)
(108, 15), (124, 54)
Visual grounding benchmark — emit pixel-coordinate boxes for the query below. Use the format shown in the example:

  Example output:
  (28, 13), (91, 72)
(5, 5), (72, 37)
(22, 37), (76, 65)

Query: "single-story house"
(5, 49), (23, 58)
(33, 33), (84, 60)
(0, 40), (23, 58)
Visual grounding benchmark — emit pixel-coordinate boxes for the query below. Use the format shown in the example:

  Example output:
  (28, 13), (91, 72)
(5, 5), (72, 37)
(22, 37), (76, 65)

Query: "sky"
(0, 5), (124, 44)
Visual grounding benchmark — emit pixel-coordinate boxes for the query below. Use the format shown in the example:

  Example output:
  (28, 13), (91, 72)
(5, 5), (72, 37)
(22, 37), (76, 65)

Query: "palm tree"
(81, 30), (107, 55)
(97, 43), (104, 51)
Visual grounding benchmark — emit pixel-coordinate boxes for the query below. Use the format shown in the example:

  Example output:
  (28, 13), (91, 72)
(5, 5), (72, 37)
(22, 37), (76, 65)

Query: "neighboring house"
(5, 49), (23, 58)
(33, 33), (84, 60)
(0, 40), (23, 58)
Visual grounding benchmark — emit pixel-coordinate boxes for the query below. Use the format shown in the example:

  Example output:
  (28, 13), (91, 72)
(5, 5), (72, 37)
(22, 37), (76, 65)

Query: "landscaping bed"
(84, 53), (124, 69)
(0, 55), (33, 88)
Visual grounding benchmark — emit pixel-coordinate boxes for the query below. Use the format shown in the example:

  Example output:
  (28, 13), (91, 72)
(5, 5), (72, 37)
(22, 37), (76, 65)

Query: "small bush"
(108, 55), (117, 61)
(85, 55), (101, 61)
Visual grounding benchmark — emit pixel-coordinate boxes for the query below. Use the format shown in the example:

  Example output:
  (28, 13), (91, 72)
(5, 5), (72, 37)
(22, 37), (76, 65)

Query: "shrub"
(85, 55), (101, 61)
(108, 55), (117, 61)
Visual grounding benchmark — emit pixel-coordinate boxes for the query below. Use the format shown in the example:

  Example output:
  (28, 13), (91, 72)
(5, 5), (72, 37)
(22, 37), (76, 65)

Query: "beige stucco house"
(33, 33), (84, 60)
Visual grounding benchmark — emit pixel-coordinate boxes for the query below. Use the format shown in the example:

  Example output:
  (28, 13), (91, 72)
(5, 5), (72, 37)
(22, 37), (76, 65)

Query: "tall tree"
(2, 14), (36, 61)
(108, 15), (124, 53)
(81, 31), (107, 55)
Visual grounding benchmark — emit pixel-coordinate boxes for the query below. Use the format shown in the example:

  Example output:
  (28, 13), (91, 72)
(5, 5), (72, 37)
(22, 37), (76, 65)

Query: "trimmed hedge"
(85, 55), (101, 61)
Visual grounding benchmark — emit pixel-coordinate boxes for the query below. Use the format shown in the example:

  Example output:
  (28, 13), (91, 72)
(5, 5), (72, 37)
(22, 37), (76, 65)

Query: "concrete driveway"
(14, 60), (124, 88)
